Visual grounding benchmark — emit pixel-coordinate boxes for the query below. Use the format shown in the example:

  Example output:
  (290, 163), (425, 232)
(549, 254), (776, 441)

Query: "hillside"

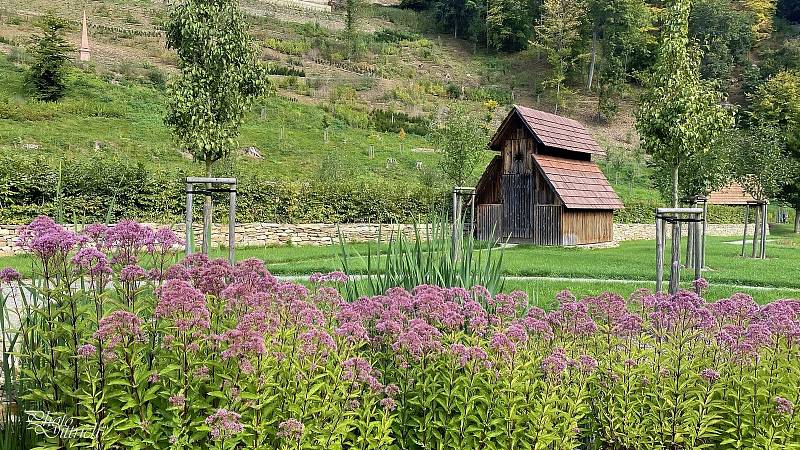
(2, 0), (798, 222)
(0, 0), (647, 184)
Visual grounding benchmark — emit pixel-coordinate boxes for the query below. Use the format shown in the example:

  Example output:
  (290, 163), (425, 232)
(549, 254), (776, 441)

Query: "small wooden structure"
(474, 105), (623, 245)
(708, 182), (767, 259)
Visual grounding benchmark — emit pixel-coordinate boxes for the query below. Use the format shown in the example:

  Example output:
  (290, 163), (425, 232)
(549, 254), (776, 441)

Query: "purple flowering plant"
(4, 217), (800, 449)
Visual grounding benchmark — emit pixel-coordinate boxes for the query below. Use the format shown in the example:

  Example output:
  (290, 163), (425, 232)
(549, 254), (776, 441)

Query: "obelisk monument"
(79, 10), (90, 61)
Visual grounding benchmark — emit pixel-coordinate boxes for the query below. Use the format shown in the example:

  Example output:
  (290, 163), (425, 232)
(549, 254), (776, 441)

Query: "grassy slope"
(0, 56), (441, 184)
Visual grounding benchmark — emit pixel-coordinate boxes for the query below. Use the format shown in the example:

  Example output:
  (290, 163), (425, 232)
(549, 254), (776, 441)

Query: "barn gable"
(489, 105), (605, 156)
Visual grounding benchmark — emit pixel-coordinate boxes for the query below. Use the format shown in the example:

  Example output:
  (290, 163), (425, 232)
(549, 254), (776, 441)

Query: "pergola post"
(741, 204), (750, 257)
(655, 208), (704, 295)
(229, 183), (237, 265)
(184, 177), (237, 264)
(451, 187), (475, 264)
(655, 213), (664, 293)
(185, 182), (194, 255)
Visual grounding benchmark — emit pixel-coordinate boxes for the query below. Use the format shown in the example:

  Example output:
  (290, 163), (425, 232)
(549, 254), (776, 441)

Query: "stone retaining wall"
(0, 222), (758, 256)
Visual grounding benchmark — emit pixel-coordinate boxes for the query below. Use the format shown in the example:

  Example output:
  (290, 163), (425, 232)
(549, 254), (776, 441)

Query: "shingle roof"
(534, 154), (623, 210)
(707, 182), (757, 205)
(491, 105), (605, 155)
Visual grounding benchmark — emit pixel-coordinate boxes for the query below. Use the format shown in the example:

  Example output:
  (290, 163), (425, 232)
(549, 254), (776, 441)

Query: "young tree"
(532, 0), (587, 113)
(749, 70), (800, 230)
(735, 125), (794, 202)
(635, 0), (733, 207)
(433, 107), (489, 187)
(165, 0), (268, 252)
(345, 0), (365, 53)
(27, 14), (73, 101)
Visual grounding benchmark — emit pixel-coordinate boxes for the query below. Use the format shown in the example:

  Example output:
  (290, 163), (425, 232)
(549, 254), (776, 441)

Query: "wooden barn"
(474, 105), (623, 245)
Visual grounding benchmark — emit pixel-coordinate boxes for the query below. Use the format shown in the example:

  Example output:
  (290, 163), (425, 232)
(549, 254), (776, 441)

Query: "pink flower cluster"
(93, 311), (143, 349)
(204, 409), (244, 440)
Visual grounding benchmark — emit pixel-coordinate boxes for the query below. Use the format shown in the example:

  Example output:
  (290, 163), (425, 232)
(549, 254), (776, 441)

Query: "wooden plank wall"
(475, 156), (503, 205)
(561, 210), (614, 245)
(533, 205), (562, 245)
(476, 204), (503, 241)
(501, 174), (533, 239)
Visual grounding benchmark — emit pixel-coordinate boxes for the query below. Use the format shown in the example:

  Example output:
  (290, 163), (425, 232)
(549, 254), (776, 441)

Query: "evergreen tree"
(27, 14), (73, 101)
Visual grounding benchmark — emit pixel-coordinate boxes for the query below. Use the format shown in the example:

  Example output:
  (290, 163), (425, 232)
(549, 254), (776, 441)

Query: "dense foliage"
(2, 217), (799, 449)
(165, 0), (268, 175)
(636, 0), (734, 207)
(0, 155), (443, 225)
(0, 154), (755, 225)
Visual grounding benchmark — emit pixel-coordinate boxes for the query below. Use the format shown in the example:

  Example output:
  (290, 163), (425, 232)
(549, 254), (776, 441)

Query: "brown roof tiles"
(512, 105), (605, 155)
(534, 154), (624, 210)
(707, 182), (757, 205)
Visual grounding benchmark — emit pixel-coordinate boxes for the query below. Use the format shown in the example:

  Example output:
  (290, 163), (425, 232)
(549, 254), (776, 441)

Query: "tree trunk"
(671, 164), (680, 208)
(202, 159), (213, 255)
(588, 30), (597, 91)
(795, 209), (799, 233)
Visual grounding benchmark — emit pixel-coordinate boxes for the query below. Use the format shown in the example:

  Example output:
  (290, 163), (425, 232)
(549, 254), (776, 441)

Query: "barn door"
(501, 174), (533, 239)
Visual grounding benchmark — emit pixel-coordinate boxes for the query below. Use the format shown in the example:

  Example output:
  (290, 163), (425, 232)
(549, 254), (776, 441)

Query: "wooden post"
(694, 214), (702, 287)
(685, 200), (695, 269)
(669, 220), (681, 294)
(185, 181), (193, 255)
(202, 181), (212, 255)
(451, 190), (461, 264)
(229, 184), (237, 265)
(741, 205), (749, 257)
(761, 202), (768, 259)
(701, 198), (708, 268)
(752, 204), (759, 258)
(655, 215), (664, 293)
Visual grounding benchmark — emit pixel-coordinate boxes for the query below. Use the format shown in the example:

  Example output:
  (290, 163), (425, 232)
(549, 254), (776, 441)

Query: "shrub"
(3, 217), (800, 449)
(0, 155), (446, 224)
(370, 108), (431, 135)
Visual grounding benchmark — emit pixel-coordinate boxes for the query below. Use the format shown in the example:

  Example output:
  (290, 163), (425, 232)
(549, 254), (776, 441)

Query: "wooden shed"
(474, 105), (623, 245)
(707, 182), (757, 205)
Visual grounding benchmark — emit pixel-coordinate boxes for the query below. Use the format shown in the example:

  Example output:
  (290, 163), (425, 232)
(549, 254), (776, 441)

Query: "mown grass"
(2, 226), (797, 304)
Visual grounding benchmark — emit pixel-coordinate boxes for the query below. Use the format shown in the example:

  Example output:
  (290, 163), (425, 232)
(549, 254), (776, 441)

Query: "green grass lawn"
(2, 225), (798, 304)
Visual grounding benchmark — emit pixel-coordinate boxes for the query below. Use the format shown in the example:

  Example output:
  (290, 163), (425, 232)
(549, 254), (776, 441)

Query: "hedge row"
(0, 154), (444, 225)
(0, 154), (768, 226)
(614, 199), (747, 224)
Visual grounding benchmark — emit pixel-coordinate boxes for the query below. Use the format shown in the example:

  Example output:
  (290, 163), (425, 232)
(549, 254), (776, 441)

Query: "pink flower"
(169, 395), (186, 407)
(0, 267), (20, 283)
(205, 409), (243, 440)
(700, 368), (720, 382)
(277, 418), (304, 441)
(541, 347), (570, 377)
(71, 247), (112, 276)
(77, 344), (97, 358)
(120, 264), (146, 283)
(380, 397), (397, 411)
(155, 279), (210, 331)
(775, 396), (794, 415)
(93, 311), (143, 349)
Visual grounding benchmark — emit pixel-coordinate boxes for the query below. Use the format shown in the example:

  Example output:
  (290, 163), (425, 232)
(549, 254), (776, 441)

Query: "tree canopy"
(164, 0), (268, 176)
(636, 0), (734, 207)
